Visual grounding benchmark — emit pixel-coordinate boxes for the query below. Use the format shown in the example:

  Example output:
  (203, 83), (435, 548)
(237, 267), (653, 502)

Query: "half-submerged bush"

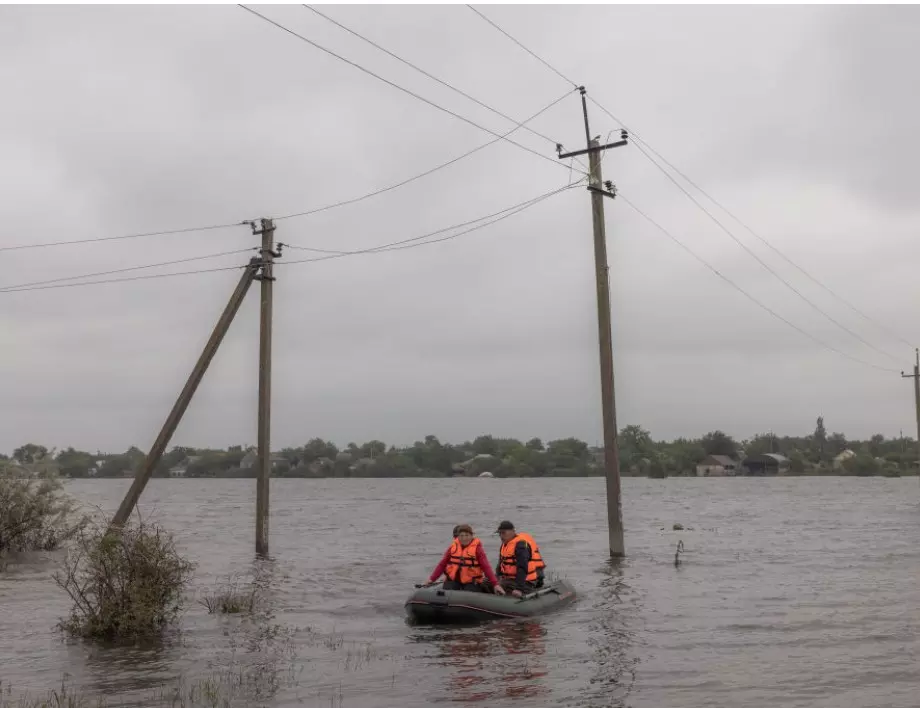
(54, 518), (195, 640)
(199, 577), (258, 615)
(0, 461), (83, 560)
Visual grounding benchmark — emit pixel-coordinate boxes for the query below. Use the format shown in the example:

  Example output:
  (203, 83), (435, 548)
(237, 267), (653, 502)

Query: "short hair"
(455, 524), (474, 535)
(452, 525), (461, 537)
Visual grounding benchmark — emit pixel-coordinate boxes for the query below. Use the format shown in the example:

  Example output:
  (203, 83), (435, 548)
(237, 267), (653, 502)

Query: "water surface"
(1, 477), (918, 707)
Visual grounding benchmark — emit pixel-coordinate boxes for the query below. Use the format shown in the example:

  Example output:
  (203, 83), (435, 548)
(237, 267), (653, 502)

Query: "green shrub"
(54, 517), (194, 640)
(0, 463), (83, 559)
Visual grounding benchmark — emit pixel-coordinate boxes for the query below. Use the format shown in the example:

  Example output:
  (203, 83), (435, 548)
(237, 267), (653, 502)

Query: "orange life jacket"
(499, 532), (545, 582)
(444, 537), (484, 585)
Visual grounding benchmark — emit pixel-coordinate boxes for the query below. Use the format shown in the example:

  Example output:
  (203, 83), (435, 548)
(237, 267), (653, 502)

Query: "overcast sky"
(2, 4), (920, 455)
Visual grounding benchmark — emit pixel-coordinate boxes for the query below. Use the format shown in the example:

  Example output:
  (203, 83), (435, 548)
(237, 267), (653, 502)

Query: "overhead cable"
(274, 88), (575, 221)
(618, 192), (900, 375)
(588, 95), (917, 351)
(0, 248), (256, 292)
(238, 5), (584, 177)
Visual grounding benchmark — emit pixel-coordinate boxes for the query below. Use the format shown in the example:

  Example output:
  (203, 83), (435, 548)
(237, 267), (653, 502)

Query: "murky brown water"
(1, 478), (918, 707)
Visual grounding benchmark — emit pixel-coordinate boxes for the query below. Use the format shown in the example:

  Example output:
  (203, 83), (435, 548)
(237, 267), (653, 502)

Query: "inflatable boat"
(405, 580), (576, 624)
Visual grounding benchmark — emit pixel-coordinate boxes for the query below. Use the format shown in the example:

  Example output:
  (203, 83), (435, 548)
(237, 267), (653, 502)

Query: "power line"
(274, 88), (575, 221)
(303, 4), (575, 155)
(460, 4), (915, 357)
(624, 141), (904, 365)
(588, 96), (917, 351)
(2, 89), (573, 252)
(0, 221), (246, 254)
(0, 10), (576, 255)
(0, 86), (569, 252)
(5, 185), (578, 294)
(465, 5), (578, 89)
(0, 248), (256, 292)
(1, 264), (245, 294)
(280, 181), (580, 264)
(238, 5), (582, 178)
(618, 192), (900, 375)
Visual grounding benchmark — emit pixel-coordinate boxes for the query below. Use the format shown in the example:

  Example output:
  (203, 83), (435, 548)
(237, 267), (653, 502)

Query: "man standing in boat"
(495, 520), (546, 597)
(425, 524), (505, 594)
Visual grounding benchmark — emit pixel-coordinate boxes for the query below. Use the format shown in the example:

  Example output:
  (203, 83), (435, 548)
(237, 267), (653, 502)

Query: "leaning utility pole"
(558, 87), (629, 557)
(112, 219), (282, 553)
(254, 218), (277, 556)
(111, 256), (261, 528)
(900, 348), (920, 478)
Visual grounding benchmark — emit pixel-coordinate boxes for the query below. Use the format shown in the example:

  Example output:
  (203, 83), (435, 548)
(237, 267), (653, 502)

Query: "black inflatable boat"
(405, 580), (576, 624)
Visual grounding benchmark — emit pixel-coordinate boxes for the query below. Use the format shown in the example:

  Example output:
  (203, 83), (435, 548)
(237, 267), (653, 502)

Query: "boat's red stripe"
(405, 600), (523, 618)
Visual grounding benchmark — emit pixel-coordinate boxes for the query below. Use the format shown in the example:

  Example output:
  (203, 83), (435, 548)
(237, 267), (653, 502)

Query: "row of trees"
(3, 418), (918, 478)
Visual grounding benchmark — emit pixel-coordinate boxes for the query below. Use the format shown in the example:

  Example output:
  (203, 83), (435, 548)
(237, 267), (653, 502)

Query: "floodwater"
(1, 477), (919, 707)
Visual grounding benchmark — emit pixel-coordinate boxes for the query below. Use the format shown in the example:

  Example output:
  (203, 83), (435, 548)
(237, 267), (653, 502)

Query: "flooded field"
(1, 477), (918, 707)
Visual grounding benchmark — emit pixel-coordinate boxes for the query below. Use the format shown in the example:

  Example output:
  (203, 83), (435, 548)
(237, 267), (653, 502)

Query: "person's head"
(452, 525), (461, 538)
(496, 520), (516, 543)
(455, 524), (474, 546)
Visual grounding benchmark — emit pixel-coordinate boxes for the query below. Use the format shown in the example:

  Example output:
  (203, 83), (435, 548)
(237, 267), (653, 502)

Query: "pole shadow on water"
(408, 619), (550, 704)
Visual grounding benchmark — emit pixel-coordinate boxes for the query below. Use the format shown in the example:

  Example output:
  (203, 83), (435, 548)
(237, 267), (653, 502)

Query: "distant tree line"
(2, 417), (917, 479)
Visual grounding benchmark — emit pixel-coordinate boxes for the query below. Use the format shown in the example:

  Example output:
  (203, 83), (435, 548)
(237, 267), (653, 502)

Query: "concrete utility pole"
(254, 218), (278, 556)
(557, 87), (628, 557)
(111, 257), (261, 528)
(900, 348), (920, 479)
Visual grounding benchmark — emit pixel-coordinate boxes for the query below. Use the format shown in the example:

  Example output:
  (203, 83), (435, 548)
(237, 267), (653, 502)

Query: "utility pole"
(111, 257), (261, 528)
(558, 87), (628, 557)
(900, 348), (920, 478)
(254, 218), (278, 555)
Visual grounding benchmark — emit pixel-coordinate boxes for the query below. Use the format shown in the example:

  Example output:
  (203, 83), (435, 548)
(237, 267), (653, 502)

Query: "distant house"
(168, 454), (202, 478)
(833, 449), (856, 470)
(742, 453), (790, 476)
(695, 455), (739, 477)
(350, 457), (377, 473)
(307, 457), (335, 476)
(240, 451), (288, 471)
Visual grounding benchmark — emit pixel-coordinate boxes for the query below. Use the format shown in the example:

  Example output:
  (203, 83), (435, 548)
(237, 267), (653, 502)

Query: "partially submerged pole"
(586, 135), (625, 557)
(556, 88), (627, 557)
(255, 218), (276, 555)
(901, 348), (920, 481)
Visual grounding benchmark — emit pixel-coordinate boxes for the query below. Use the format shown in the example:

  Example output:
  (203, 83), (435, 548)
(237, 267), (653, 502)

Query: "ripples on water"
(0, 478), (918, 707)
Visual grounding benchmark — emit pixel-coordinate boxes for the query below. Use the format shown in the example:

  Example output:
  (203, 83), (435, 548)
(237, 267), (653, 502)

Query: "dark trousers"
(443, 580), (481, 592)
(498, 578), (535, 594)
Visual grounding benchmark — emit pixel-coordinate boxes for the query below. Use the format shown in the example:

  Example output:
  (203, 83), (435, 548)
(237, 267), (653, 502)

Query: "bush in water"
(0, 460), (84, 560)
(54, 516), (195, 640)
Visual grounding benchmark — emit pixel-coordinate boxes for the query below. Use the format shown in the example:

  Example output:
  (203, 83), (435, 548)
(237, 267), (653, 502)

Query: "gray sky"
(2, 4), (920, 455)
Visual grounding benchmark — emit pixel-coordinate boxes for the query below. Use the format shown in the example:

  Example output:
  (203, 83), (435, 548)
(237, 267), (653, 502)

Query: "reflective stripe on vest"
(498, 532), (545, 582)
(445, 537), (484, 585)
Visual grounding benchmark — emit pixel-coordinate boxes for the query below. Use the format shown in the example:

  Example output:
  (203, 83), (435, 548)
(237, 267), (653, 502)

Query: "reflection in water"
(411, 620), (549, 703)
(582, 559), (639, 707)
(77, 553), (295, 706)
(81, 634), (183, 700)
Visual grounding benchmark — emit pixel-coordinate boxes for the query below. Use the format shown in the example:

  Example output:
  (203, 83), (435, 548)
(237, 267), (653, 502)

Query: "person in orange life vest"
(426, 524), (505, 594)
(495, 520), (546, 598)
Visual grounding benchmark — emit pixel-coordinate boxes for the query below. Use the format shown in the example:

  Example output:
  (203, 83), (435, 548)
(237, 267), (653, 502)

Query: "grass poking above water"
(198, 579), (258, 615)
